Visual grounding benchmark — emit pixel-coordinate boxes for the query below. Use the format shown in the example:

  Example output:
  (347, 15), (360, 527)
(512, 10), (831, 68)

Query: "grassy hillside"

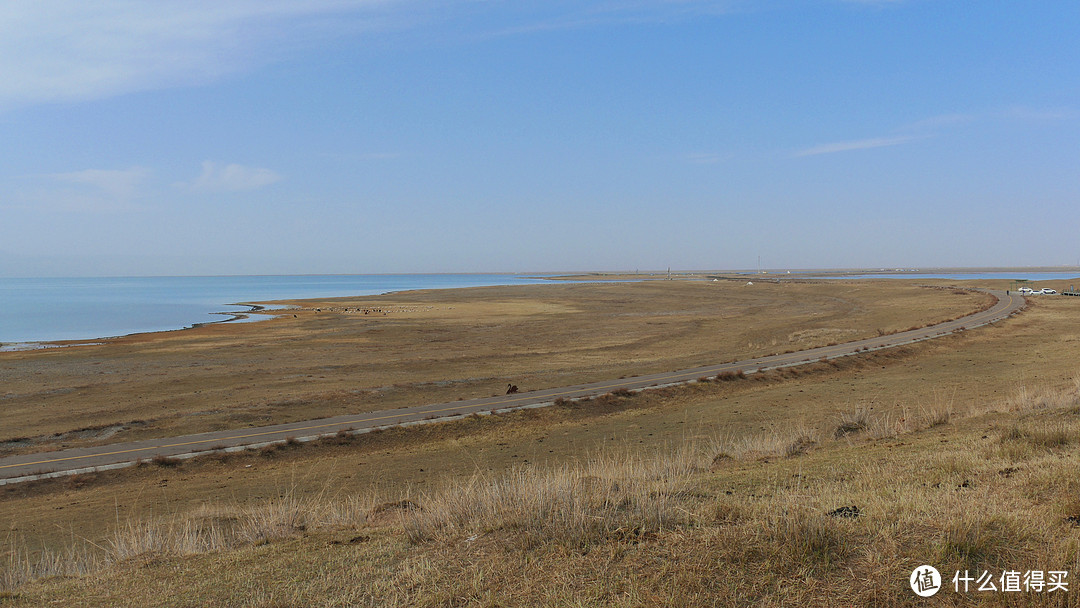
(4, 377), (1079, 606)
(2, 283), (1078, 606)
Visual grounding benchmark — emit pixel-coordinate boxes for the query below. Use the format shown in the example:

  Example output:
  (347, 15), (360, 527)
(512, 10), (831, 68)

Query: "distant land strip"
(0, 289), (1023, 485)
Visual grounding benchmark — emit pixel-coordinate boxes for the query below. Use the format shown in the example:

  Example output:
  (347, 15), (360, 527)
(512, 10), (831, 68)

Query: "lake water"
(0, 274), (556, 344)
(4, 271), (1078, 346)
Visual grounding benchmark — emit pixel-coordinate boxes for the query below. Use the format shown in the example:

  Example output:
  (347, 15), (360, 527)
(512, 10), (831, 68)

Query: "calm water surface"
(0, 275), (555, 344)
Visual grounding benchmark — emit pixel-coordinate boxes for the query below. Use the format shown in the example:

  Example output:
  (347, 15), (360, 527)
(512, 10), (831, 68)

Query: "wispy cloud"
(182, 161), (282, 192)
(0, 1), (749, 109)
(3, 166), (152, 213)
(0, 1), (401, 108)
(52, 167), (151, 199)
(793, 135), (924, 158)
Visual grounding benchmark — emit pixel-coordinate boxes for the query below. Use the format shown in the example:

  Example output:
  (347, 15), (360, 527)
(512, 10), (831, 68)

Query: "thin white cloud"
(903, 107), (1076, 133)
(184, 161), (283, 192)
(0, 1), (752, 109)
(3, 166), (151, 213)
(793, 135), (923, 158)
(0, 1), (402, 108)
(52, 167), (151, 199)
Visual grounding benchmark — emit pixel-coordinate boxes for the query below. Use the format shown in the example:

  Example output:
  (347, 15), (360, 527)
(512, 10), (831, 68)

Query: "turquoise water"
(5, 271), (1078, 345)
(0, 275), (555, 344)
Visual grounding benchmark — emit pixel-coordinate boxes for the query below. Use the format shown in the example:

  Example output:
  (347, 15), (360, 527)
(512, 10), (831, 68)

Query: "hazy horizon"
(4, 266), (1080, 281)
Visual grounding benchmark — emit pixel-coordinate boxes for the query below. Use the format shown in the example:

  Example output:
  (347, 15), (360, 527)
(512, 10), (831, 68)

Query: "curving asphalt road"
(0, 289), (1024, 484)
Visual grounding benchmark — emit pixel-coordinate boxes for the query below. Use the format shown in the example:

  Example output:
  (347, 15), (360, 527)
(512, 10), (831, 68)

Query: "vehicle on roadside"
(1040, 288), (1058, 295)
(1017, 287), (1035, 295)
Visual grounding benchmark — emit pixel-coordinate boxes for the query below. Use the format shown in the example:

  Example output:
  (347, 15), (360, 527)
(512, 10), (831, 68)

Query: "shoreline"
(0, 303), (275, 352)
(0, 280), (1006, 459)
(0, 274), (560, 347)
(0, 288), (1020, 481)
(2, 269), (1076, 349)
(544, 266), (1080, 280)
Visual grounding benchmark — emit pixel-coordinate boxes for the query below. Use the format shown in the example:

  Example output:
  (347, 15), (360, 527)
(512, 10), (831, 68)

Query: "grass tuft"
(833, 408), (871, 439)
(401, 451), (695, 548)
(935, 515), (1024, 569)
(1000, 422), (1074, 450)
(150, 454), (180, 468)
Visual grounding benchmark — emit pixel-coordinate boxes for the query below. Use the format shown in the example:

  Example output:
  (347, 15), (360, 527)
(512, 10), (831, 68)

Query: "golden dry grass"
(0, 280), (990, 453)
(2, 281), (1078, 606)
(4, 377), (1079, 606)
(2, 289), (1077, 567)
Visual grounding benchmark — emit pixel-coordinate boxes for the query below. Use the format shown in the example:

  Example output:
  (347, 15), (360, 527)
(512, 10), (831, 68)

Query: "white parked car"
(1040, 288), (1057, 295)
(1017, 287), (1035, 295)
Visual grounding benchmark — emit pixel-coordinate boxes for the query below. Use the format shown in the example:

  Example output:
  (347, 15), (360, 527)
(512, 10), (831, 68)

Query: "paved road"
(0, 289), (1023, 484)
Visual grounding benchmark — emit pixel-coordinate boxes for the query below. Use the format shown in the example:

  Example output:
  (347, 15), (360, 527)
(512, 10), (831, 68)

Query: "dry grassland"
(0, 280), (988, 453)
(1, 284), (1078, 605)
(4, 372), (1079, 606)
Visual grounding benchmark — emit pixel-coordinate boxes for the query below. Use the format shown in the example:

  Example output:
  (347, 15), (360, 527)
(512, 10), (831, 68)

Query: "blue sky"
(1, 1), (1078, 276)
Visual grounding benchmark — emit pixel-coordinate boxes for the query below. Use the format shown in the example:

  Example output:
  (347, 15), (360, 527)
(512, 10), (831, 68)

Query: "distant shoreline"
(3, 270), (1077, 349)
(551, 265), (1080, 277)
(546, 267), (1080, 282)
(0, 274), (555, 347)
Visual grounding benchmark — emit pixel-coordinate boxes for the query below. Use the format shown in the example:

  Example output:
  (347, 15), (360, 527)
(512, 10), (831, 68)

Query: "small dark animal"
(506, 384), (519, 394)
